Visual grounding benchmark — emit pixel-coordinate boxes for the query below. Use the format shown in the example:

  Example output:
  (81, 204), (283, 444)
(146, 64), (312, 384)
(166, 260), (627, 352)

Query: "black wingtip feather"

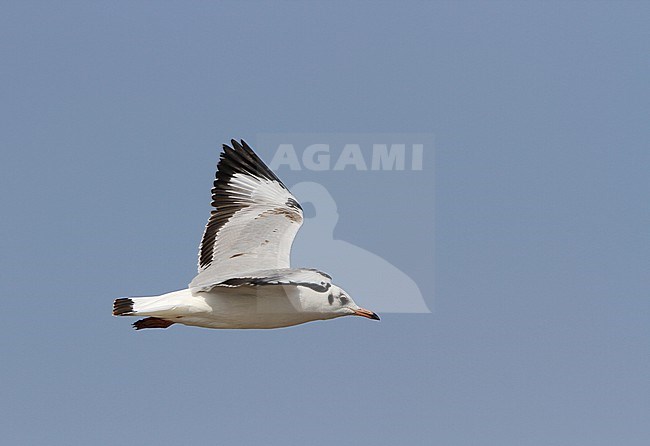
(218, 139), (287, 189)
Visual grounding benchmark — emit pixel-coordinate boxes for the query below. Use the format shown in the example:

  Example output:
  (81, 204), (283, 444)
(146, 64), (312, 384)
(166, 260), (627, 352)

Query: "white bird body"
(123, 285), (344, 330)
(113, 140), (379, 330)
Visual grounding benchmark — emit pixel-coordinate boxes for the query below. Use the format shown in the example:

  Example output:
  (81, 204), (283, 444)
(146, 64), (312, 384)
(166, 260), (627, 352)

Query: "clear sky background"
(1, 1), (648, 445)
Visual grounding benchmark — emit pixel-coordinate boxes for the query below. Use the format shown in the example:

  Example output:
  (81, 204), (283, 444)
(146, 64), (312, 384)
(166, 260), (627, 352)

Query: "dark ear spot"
(328, 293), (334, 305)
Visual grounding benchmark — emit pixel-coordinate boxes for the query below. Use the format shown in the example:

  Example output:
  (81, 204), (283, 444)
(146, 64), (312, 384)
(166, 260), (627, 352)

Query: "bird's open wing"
(191, 268), (332, 293)
(189, 140), (303, 290)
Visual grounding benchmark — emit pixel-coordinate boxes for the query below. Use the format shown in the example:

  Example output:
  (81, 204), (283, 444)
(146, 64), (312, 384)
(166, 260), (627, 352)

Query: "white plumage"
(113, 139), (379, 330)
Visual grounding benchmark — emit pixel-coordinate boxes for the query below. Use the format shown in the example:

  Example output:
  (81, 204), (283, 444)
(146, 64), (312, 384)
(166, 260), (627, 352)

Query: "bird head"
(327, 285), (380, 320)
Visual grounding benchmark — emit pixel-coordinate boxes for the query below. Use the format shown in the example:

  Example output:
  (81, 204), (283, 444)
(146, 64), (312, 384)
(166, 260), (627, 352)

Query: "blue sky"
(1, 1), (648, 445)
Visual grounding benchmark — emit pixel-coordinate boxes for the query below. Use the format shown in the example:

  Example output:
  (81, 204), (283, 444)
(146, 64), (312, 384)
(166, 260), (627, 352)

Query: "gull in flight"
(113, 140), (379, 330)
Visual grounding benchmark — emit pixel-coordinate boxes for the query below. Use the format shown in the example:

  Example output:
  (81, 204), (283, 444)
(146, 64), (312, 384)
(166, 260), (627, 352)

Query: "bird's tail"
(113, 297), (135, 316)
(112, 292), (190, 330)
(112, 295), (179, 316)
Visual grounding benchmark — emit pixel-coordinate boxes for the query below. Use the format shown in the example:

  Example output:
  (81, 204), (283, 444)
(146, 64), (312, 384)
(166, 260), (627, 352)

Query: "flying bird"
(113, 139), (379, 330)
